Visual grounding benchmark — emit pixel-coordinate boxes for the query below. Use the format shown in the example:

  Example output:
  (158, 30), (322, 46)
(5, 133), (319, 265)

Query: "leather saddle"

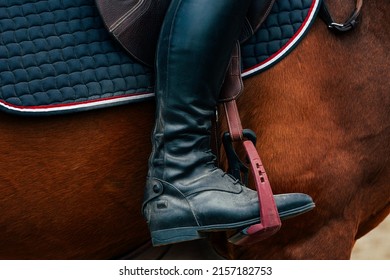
(96, 0), (275, 67)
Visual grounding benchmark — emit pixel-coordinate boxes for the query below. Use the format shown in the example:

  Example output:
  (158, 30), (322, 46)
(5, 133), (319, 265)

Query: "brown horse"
(0, 0), (388, 259)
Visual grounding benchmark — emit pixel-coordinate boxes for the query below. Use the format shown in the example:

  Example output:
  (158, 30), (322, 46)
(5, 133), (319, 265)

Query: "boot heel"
(151, 227), (206, 246)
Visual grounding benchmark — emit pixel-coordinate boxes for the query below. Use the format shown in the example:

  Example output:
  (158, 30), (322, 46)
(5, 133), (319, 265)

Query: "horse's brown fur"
(212, 0), (390, 259)
(0, 0), (388, 259)
(0, 105), (154, 259)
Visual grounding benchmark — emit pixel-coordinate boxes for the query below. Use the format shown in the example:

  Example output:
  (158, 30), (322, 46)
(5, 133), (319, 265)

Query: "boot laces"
(221, 172), (240, 184)
(205, 150), (239, 185)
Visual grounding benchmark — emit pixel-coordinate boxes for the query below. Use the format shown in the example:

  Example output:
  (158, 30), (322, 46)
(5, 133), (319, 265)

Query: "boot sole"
(151, 220), (257, 247)
(150, 202), (315, 246)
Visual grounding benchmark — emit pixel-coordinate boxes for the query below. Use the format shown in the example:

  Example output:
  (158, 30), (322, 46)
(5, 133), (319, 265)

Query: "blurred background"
(351, 216), (389, 260)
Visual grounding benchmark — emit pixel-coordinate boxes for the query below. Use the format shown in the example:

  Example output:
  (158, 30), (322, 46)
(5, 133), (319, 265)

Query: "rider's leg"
(143, 0), (315, 246)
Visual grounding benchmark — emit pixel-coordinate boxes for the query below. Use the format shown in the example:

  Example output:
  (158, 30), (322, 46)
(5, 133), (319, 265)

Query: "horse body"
(0, 105), (154, 259)
(219, 0), (389, 259)
(0, 0), (388, 259)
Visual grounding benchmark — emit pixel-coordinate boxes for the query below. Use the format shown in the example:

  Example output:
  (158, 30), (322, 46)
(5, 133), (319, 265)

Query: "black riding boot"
(143, 0), (315, 246)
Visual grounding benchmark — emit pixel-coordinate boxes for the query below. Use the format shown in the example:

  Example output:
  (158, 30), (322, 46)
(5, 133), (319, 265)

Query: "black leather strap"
(320, 0), (363, 32)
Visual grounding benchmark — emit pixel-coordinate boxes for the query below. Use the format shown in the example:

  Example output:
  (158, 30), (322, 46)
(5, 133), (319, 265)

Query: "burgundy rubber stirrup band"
(229, 140), (281, 245)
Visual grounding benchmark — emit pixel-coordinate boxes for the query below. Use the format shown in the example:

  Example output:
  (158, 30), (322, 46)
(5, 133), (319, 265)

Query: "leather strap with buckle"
(320, 0), (363, 32)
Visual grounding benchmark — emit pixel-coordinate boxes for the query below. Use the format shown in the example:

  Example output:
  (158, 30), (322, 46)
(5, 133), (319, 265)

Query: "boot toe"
(274, 193), (315, 219)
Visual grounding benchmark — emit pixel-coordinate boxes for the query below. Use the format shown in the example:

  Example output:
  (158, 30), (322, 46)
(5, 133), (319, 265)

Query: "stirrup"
(218, 43), (281, 245)
(222, 129), (281, 245)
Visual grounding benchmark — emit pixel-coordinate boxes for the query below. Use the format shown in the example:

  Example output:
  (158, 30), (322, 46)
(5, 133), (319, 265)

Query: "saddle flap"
(95, 0), (275, 66)
(96, 0), (171, 67)
(219, 42), (243, 103)
(240, 0), (276, 42)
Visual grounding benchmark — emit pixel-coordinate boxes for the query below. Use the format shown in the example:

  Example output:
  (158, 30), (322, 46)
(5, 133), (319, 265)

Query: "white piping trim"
(242, 0), (320, 78)
(0, 93), (155, 114)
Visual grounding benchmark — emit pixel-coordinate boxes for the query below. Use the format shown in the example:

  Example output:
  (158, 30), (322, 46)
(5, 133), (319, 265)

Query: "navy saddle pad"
(0, 0), (321, 115)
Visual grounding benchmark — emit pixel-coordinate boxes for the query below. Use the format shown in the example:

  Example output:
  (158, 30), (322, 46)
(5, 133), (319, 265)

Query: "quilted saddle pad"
(0, 0), (321, 115)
